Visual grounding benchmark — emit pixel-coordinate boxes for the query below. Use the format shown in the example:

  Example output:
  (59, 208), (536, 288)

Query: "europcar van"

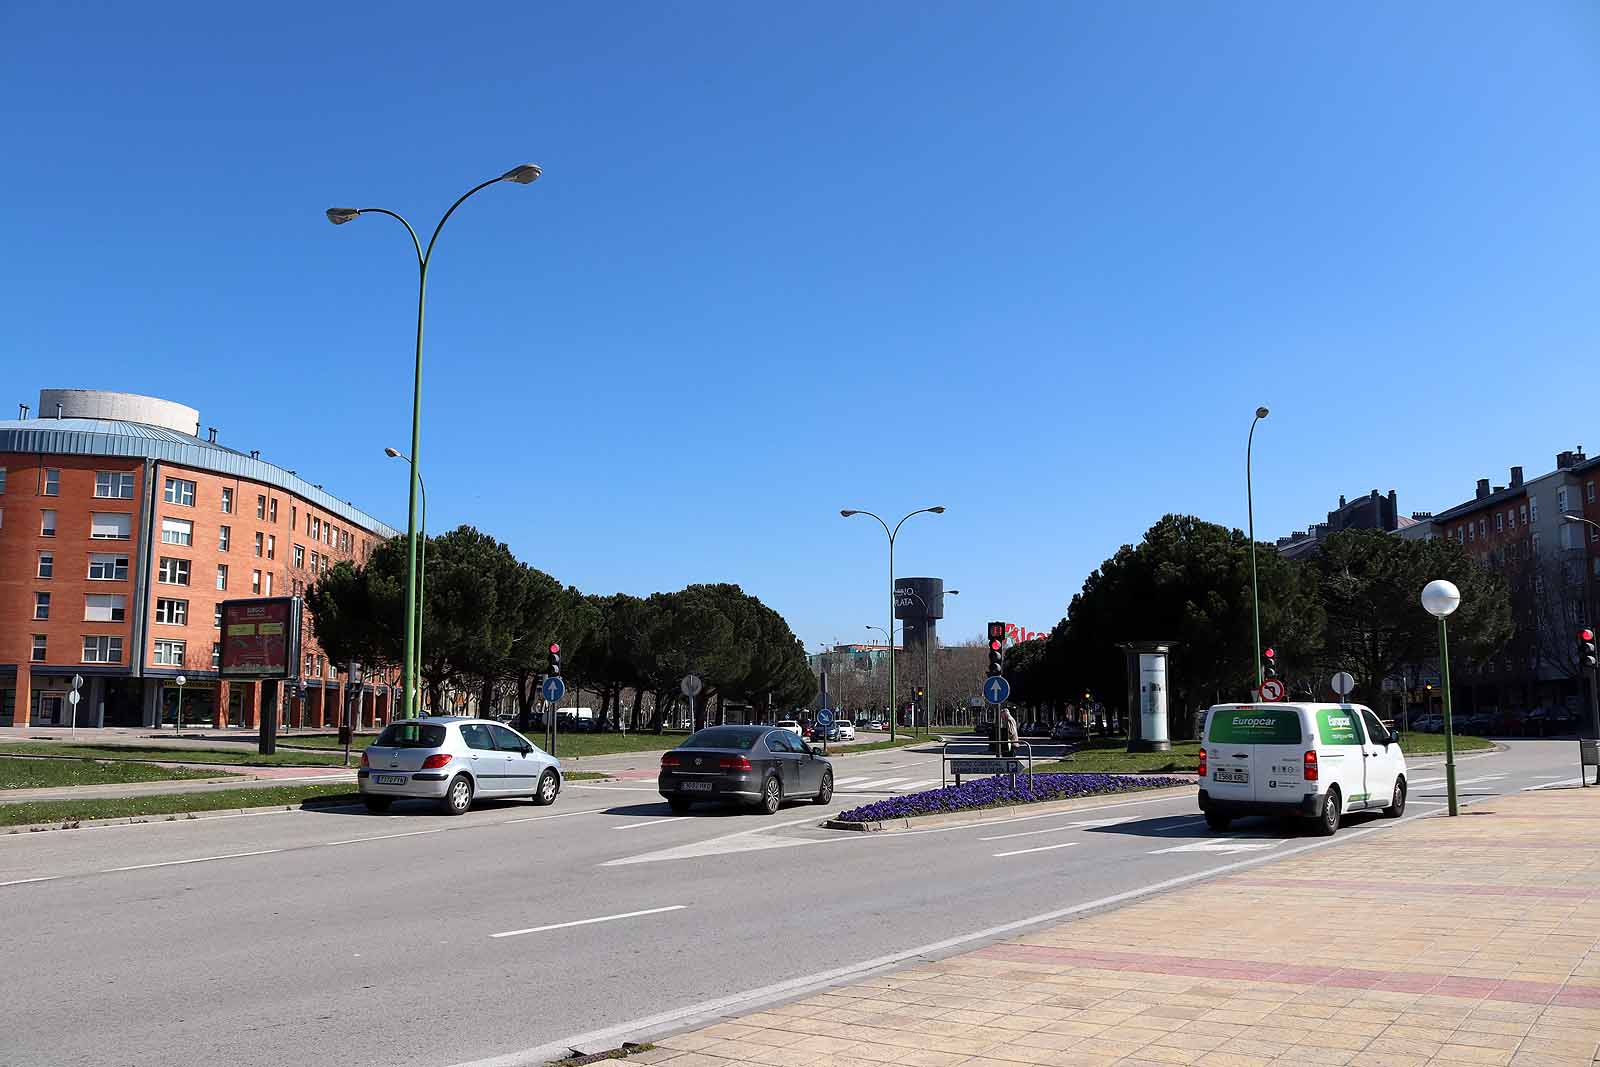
(1198, 703), (1406, 836)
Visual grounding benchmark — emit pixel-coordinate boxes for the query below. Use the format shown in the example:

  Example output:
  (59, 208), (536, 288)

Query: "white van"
(1198, 702), (1407, 836)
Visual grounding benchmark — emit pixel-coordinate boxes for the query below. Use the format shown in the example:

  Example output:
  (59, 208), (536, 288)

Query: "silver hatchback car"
(358, 716), (563, 815)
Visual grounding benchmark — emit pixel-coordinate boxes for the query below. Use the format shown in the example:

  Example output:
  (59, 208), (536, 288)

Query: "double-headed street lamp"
(842, 507), (946, 742)
(327, 163), (541, 718)
(384, 447), (427, 708)
(1247, 406), (1270, 692)
(1421, 579), (1462, 816)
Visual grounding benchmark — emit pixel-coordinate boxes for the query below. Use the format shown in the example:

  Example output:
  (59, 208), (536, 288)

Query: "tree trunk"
(630, 689), (644, 731)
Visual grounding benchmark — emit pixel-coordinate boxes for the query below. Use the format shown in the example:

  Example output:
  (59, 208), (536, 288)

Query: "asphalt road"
(0, 739), (1581, 1066)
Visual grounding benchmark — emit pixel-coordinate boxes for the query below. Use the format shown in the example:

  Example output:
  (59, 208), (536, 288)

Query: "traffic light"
(1262, 647), (1278, 679)
(548, 642), (561, 677)
(915, 686), (925, 703)
(987, 621), (1007, 643)
(988, 639), (1004, 677)
(1581, 629), (1597, 670)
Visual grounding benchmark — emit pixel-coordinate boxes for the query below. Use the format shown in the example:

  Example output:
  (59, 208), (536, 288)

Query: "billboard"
(219, 597), (302, 679)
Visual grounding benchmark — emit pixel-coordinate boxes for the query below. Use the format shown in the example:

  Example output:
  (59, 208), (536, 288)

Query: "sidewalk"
(636, 788), (1600, 1067)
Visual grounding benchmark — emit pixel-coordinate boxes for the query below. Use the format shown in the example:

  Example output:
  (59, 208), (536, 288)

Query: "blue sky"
(4, 2), (1599, 652)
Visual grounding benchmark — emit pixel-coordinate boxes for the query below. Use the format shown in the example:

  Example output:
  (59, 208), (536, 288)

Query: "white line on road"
(0, 876), (58, 888)
(489, 905), (688, 940)
(612, 818), (689, 831)
(1409, 779), (1443, 788)
(1150, 839), (1279, 855)
(323, 828), (448, 846)
(504, 807), (609, 824)
(993, 841), (1080, 858)
(1526, 777), (1584, 790)
(106, 848), (282, 872)
(980, 824), (1079, 842)
(851, 778), (912, 790)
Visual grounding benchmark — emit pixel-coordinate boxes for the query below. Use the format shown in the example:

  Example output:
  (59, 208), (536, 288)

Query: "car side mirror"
(522, 744), (533, 756)
(809, 745), (824, 757)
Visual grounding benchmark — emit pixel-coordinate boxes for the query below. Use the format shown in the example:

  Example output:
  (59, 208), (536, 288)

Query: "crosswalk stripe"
(852, 777), (910, 790)
(833, 776), (875, 788)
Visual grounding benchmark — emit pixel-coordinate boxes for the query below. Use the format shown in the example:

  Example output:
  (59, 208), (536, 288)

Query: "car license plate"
(681, 781), (714, 792)
(376, 775), (407, 785)
(1214, 768), (1248, 784)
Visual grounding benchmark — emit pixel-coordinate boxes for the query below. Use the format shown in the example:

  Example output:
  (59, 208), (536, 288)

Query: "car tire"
(362, 795), (393, 814)
(1313, 786), (1341, 836)
(439, 774), (473, 816)
(1383, 778), (1406, 818)
(532, 770), (559, 807)
(668, 797), (692, 814)
(758, 775), (782, 815)
(1203, 810), (1231, 832)
(813, 771), (834, 805)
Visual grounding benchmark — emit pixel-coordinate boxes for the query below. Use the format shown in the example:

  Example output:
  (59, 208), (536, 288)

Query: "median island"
(830, 772), (1193, 830)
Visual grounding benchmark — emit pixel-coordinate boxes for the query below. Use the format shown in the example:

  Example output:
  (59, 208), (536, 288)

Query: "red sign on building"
(219, 597), (302, 679)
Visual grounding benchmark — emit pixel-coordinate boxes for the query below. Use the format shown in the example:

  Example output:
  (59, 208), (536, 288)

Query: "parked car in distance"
(1051, 721), (1087, 743)
(867, 720), (885, 731)
(359, 716), (562, 815)
(776, 720), (803, 737)
(659, 725), (834, 814)
(837, 721), (856, 741)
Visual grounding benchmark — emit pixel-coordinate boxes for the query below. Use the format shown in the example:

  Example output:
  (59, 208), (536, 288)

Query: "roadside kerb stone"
(824, 783), (1197, 832)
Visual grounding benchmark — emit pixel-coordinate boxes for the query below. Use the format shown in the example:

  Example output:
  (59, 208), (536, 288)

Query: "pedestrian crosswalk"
(833, 776), (946, 793)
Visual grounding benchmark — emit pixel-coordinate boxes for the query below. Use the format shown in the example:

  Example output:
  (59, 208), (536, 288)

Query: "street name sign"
(951, 758), (1023, 775)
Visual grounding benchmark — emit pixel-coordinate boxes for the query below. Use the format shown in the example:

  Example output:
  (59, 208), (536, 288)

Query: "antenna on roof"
(18, 403), (29, 419)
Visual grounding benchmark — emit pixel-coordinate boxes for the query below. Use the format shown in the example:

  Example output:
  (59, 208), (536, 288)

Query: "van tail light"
(660, 753), (681, 768)
(719, 756), (752, 771)
(360, 751), (369, 768)
(1196, 748), (1207, 777)
(420, 753), (453, 770)
(1304, 750), (1318, 782)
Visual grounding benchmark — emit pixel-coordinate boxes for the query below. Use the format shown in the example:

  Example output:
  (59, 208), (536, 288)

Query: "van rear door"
(1205, 706), (1304, 804)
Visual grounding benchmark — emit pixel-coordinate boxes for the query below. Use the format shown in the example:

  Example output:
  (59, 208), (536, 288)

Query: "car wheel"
(668, 797), (692, 814)
(532, 770), (559, 807)
(813, 771), (834, 805)
(439, 774), (473, 816)
(1203, 810), (1231, 832)
(362, 795), (393, 814)
(758, 775), (782, 815)
(1383, 778), (1406, 819)
(1313, 786), (1341, 836)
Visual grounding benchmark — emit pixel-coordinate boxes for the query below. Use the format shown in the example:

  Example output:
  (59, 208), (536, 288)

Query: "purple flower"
(836, 773), (1190, 823)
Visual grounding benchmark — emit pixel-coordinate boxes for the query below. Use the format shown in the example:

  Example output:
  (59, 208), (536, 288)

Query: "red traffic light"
(1263, 648), (1276, 659)
(1582, 630), (1595, 643)
(990, 640), (1002, 651)
(549, 643), (561, 654)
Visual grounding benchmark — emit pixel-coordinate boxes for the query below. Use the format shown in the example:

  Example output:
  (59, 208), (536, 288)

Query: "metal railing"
(940, 738), (1042, 788)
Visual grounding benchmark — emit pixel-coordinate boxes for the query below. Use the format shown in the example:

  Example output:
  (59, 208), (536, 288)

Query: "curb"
(0, 750), (346, 772)
(824, 783), (1199, 832)
(2, 795), (366, 835)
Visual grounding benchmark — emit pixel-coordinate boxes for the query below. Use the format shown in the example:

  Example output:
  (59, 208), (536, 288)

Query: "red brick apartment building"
(0, 389), (400, 729)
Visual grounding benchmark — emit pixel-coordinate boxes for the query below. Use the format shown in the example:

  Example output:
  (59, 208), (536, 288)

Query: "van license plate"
(681, 781), (714, 792)
(376, 775), (407, 785)
(1214, 768), (1248, 784)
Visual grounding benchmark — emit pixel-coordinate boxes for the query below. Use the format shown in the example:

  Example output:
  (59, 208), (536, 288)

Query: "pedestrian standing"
(1003, 707), (1020, 757)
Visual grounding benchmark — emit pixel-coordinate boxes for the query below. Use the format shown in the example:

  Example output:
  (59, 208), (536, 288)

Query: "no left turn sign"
(1258, 677), (1286, 702)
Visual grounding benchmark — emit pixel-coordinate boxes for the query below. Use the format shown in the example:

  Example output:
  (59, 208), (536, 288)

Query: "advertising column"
(1120, 641), (1175, 753)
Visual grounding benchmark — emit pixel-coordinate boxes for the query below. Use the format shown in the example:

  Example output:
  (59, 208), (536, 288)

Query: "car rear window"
(374, 723), (448, 748)
(1207, 709), (1302, 745)
(682, 727), (761, 750)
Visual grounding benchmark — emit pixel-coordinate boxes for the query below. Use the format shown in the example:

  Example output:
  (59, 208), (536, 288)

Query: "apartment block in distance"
(0, 389), (400, 729)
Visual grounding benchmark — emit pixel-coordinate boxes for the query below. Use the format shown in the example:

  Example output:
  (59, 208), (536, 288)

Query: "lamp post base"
(1126, 739), (1172, 753)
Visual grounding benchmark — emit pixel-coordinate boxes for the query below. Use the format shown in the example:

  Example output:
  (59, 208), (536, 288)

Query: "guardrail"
(940, 739), (1046, 788)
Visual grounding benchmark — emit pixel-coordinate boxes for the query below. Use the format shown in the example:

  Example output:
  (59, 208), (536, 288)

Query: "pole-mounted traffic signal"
(1580, 629), (1597, 670)
(1262, 647), (1278, 680)
(915, 685), (925, 702)
(548, 642), (562, 677)
(987, 621), (1006, 677)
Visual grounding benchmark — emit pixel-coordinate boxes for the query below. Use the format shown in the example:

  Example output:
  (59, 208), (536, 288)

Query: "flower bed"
(836, 772), (1191, 823)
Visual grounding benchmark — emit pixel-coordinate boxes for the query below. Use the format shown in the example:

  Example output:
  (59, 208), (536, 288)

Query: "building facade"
(0, 389), (400, 730)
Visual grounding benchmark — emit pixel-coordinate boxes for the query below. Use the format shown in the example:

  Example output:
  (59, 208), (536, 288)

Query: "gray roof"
(0, 416), (399, 538)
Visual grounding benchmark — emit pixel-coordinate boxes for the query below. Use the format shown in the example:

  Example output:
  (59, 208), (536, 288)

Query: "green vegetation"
(0, 742), (350, 768)
(1398, 732), (1494, 755)
(0, 783), (359, 828)
(0, 758), (233, 791)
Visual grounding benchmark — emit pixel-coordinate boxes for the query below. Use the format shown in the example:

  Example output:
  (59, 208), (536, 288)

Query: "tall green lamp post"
(1247, 406), (1270, 692)
(384, 447), (427, 710)
(842, 507), (946, 743)
(327, 163), (541, 718)
(1421, 579), (1462, 816)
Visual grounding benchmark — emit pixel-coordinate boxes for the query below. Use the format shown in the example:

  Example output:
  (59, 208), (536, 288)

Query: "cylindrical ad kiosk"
(1121, 641), (1175, 753)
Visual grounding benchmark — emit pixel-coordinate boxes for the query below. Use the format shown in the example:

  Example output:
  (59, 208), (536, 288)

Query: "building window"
(89, 553), (130, 581)
(1477, 518), (1486, 539)
(83, 635), (123, 664)
(31, 635), (46, 663)
(1532, 531), (1542, 553)
(290, 505), (297, 531)
(1467, 523), (1475, 543)
(216, 564), (228, 590)
(294, 544), (305, 568)
(43, 468), (60, 496)
(266, 535), (275, 560)
(264, 572), (273, 595)
(95, 471), (135, 499)
(269, 498), (278, 523)
(153, 639), (186, 666)
(305, 653), (315, 677)
(221, 487), (233, 514)
(159, 517), (192, 545)
(37, 552), (53, 579)
(155, 598), (189, 625)
(212, 643), (222, 669)
(34, 592), (50, 620)
(311, 516), (321, 540)
(1590, 481), (1597, 504)
(256, 494), (266, 519)
(1495, 513), (1503, 533)
(310, 550), (320, 572)
(1520, 504), (1528, 526)
(158, 557), (191, 586)
(251, 570), (262, 594)
(219, 525), (231, 551)
(1558, 487), (1570, 513)
(40, 509), (56, 537)
(213, 605), (222, 628)
(254, 532), (264, 557)
(85, 594), (127, 622)
(1531, 495), (1540, 523)
(91, 512), (134, 540)
(163, 477), (196, 507)
(0, 467), (7, 494)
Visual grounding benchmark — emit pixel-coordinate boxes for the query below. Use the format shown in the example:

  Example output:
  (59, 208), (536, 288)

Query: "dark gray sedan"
(658, 725), (834, 814)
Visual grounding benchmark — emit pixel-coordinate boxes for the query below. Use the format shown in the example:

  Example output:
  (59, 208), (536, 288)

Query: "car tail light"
(421, 753), (452, 770)
(719, 756), (752, 771)
(1304, 750), (1318, 782)
(360, 751), (369, 768)
(1196, 748), (1207, 777)
(660, 753), (681, 768)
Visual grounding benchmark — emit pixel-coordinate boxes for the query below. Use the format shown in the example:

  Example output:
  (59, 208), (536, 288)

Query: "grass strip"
(0, 783), (360, 828)
(0, 742), (350, 768)
(0, 757), (234, 791)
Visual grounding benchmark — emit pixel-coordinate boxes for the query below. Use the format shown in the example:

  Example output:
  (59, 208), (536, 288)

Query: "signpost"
(1258, 677), (1286, 703)
(983, 675), (1010, 706)
(680, 673), (703, 733)
(1330, 672), (1356, 700)
(541, 674), (567, 756)
(816, 709), (832, 754)
(67, 673), (83, 737)
(341, 662), (362, 766)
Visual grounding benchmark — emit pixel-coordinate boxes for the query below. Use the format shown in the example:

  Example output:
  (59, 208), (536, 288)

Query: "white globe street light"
(1420, 579), (1461, 815)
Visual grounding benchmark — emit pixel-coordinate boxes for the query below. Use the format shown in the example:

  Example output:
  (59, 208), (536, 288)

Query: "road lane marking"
(993, 841), (1079, 858)
(1409, 779), (1443, 788)
(323, 828), (448, 846)
(1150, 839), (1280, 856)
(980, 825), (1079, 842)
(504, 807), (608, 824)
(612, 818), (689, 831)
(851, 778), (912, 790)
(490, 905), (688, 939)
(0, 876), (57, 888)
(106, 848), (282, 872)
(1526, 777), (1584, 790)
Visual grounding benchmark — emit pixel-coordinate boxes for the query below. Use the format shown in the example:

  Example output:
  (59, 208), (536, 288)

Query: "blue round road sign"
(541, 676), (567, 703)
(816, 710), (833, 726)
(983, 675), (1011, 705)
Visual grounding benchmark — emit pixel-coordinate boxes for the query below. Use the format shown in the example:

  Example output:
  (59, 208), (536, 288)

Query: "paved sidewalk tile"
(645, 790), (1600, 1067)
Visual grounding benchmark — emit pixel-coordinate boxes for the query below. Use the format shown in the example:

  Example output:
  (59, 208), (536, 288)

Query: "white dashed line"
(490, 905), (688, 939)
(107, 848), (282, 872)
(324, 828), (448, 846)
(992, 841), (1079, 859)
(612, 818), (690, 831)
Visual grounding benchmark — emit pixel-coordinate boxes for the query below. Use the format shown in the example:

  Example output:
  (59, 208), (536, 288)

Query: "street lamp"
(384, 447), (427, 689)
(1247, 406), (1270, 692)
(898, 587), (959, 736)
(842, 507), (946, 741)
(1421, 579), (1462, 816)
(327, 163), (542, 718)
(174, 674), (187, 733)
